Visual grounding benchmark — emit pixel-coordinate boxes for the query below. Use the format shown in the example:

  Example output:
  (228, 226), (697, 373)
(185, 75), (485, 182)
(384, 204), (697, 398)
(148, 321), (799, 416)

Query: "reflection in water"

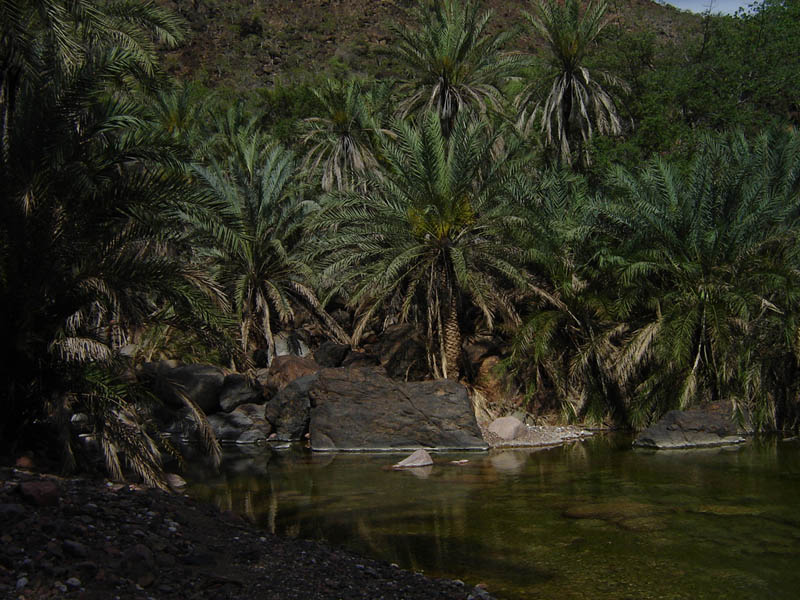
(186, 437), (800, 600)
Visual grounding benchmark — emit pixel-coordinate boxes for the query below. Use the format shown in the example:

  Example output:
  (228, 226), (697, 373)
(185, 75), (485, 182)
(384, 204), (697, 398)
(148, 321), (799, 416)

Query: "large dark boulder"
(314, 341), (351, 368)
(264, 374), (319, 441)
(219, 373), (263, 412)
(308, 368), (487, 451)
(148, 364), (225, 414)
(208, 405), (272, 444)
(633, 409), (746, 449)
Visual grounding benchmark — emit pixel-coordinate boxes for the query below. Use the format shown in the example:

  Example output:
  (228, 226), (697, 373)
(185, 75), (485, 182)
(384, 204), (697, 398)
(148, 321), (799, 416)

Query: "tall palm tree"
(596, 129), (800, 429)
(301, 78), (391, 192)
(190, 133), (350, 365)
(309, 113), (527, 380)
(519, 0), (625, 166)
(393, 0), (523, 137)
(0, 48), (227, 486)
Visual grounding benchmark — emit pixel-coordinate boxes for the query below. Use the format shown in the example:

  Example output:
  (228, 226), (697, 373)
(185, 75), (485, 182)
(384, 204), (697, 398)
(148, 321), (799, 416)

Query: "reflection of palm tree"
(310, 114), (525, 380)
(301, 78), (390, 192)
(518, 0), (624, 165)
(393, 0), (522, 137)
(192, 135), (349, 364)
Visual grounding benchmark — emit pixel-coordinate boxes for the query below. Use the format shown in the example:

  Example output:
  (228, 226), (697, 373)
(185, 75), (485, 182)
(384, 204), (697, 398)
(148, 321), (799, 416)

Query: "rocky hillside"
(156, 0), (700, 92)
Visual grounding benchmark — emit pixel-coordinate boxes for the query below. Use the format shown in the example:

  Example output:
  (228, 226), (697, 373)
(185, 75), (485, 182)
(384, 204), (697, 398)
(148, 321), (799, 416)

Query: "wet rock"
(310, 368), (487, 451)
(264, 373), (318, 440)
(19, 480), (60, 506)
(219, 374), (263, 412)
(488, 416), (526, 441)
(393, 449), (434, 469)
(633, 409), (746, 449)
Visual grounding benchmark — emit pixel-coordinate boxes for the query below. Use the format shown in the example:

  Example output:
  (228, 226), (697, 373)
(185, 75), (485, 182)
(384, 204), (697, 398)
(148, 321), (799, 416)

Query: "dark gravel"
(0, 466), (484, 600)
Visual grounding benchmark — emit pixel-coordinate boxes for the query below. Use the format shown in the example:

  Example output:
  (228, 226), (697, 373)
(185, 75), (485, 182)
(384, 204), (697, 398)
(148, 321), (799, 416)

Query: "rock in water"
(393, 449), (434, 469)
(633, 409), (746, 449)
(488, 416), (526, 441)
(309, 368), (487, 451)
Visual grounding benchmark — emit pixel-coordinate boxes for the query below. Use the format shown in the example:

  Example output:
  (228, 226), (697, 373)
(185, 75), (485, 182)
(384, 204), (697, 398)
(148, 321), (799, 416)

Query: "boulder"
(264, 374), (318, 440)
(309, 368), (487, 451)
(314, 341), (351, 368)
(149, 364), (225, 414)
(633, 409), (746, 449)
(262, 355), (319, 399)
(393, 449), (434, 469)
(219, 373), (263, 412)
(208, 408), (272, 444)
(488, 416), (526, 441)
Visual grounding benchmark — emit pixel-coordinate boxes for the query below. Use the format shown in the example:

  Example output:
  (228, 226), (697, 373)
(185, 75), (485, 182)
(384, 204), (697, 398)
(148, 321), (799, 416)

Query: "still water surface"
(186, 435), (800, 599)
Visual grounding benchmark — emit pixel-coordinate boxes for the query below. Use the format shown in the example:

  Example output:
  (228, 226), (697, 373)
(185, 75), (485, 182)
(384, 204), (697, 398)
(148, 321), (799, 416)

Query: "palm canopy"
(519, 0), (625, 166)
(308, 112), (527, 380)
(0, 0), (185, 145)
(190, 133), (349, 365)
(0, 48), (227, 486)
(393, 0), (523, 137)
(595, 129), (800, 429)
(301, 77), (391, 192)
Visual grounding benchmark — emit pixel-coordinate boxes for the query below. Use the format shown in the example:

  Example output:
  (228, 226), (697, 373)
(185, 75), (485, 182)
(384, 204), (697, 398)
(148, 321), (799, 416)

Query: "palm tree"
(0, 48), (227, 486)
(595, 129), (800, 429)
(190, 132), (350, 365)
(309, 113), (527, 380)
(507, 168), (627, 424)
(393, 0), (523, 137)
(519, 0), (625, 166)
(0, 0), (185, 146)
(301, 78), (391, 192)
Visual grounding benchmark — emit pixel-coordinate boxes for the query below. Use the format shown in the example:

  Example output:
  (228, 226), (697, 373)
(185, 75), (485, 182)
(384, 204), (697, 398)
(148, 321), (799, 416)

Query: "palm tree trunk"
(443, 289), (460, 380)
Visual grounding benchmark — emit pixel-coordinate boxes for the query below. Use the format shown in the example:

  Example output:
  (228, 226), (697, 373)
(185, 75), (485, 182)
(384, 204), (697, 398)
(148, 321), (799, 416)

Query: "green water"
(186, 435), (800, 599)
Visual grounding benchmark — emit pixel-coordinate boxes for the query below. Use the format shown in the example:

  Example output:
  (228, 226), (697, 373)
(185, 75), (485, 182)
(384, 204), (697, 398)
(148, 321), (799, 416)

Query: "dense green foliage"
(1, 0), (799, 482)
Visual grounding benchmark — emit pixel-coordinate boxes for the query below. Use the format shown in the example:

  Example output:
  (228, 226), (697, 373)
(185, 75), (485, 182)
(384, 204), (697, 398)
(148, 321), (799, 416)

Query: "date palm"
(596, 129), (800, 429)
(301, 78), (390, 192)
(1, 0), (185, 147)
(0, 49), (226, 486)
(191, 133), (350, 365)
(309, 113), (526, 380)
(518, 0), (625, 166)
(393, 0), (523, 137)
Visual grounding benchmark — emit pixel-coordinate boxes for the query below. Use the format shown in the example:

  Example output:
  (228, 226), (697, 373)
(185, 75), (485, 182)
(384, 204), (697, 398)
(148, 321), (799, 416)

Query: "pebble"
(54, 581), (68, 593)
(66, 576), (81, 588)
(16, 577), (28, 590)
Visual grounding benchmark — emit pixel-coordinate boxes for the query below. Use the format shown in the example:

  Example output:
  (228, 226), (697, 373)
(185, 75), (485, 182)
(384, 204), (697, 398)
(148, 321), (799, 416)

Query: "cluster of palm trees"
(1, 0), (798, 483)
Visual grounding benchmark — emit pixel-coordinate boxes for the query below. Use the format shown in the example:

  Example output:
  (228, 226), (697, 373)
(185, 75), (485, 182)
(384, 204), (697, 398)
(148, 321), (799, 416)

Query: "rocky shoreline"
(0, 466), (488, 600)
